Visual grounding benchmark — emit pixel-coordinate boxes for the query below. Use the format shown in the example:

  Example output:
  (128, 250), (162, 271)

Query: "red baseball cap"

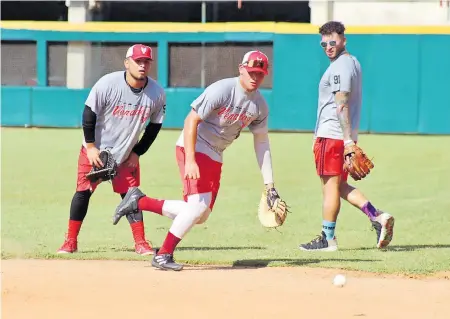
(241, 50), (269, 75)
(125, 44), (153, 60)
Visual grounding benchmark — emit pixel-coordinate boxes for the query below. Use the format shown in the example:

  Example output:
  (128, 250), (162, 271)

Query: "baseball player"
(112, 51), (287, 271)
(57, 44), (166, 255)
(299, 21), (395, 251)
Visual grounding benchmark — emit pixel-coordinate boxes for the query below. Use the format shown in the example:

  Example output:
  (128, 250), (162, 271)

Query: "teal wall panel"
(364, 35), (420, 133)
(164, 88), (203, 128)
(31, 88), (90, 127)
(418, 35), (450, 134)
(1, 87), (32, 126)
(272, 34), (321, 131)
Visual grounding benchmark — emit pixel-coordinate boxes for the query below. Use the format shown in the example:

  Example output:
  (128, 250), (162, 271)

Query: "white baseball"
(333, 274), (346, 287)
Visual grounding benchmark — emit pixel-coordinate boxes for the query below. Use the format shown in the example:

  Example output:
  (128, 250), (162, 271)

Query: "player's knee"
(186, 192), (212, 224)
(323, 175), (341, 192)
(339, 181), (353, 193)
(187, 202), (208, 224)
(70, 190), (92, 221)
(73, 190), (92, 202)
(196, 208), (212, 224)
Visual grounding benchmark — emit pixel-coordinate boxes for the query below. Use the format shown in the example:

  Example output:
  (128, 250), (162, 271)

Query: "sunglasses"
(244, 59), (267, 69)
(320, 40), (337, 48)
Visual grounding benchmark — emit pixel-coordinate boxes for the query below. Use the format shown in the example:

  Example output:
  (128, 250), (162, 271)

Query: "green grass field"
(2, 127), (450, 275)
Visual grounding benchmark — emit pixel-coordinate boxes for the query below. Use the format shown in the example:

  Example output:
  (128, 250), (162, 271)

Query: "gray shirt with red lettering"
(314, 53), (362, 142)
(84, 71), (165, 165)
(176, 77), (269, 163)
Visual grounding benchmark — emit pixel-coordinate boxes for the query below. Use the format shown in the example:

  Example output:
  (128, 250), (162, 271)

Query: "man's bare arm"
(335, 91), (352, 142)
(183, 109), (202, 162)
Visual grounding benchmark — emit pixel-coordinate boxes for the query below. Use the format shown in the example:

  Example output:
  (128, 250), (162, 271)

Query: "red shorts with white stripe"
(175, 146), (222, 210)
(76, 146), (140, 194)
(313, 137), (348, 181)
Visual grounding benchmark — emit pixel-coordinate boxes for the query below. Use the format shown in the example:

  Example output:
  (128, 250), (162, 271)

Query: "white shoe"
(371, 211), (395, 248)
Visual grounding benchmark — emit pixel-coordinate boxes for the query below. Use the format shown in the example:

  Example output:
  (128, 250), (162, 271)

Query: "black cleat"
(152, 249), (184, 271)
(112, 187), (146, 225)
(371, 220), (382, 244)
(299, 231), (338, 252)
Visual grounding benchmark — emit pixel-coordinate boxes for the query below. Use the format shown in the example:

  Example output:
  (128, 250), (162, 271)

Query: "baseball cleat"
(299, 231), (338, 252)
(57, 237), (78, 254)
(371, 211), (395, 249)
(152, 250), (184, 271)
(113, 187), (146, 225)
(135, 241), (154, 256)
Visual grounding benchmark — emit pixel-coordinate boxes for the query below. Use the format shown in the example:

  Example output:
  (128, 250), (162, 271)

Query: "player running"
(57, 44), (166, 256)
(299, 21), (395, 252)
(112, 50), (288, 271)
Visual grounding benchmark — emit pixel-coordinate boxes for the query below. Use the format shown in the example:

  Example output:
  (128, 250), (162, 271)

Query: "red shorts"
(76, 146), (140, 194)
(314, 137), (348, 181)
(175, 146), (222, 210)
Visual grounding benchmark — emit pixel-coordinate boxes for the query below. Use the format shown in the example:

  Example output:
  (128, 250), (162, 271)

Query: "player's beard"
(130, 72), (146, 81)
(331, 47), (346, 61)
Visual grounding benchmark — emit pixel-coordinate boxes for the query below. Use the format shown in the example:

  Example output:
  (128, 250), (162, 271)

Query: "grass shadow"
(341, 244), (450, 252)
(176, 246), (266, 251)
(182, 258), (380, 271)
(77, 248), (110, 253)
(231, 258), (380, 269)
(79, 246), (267, 254)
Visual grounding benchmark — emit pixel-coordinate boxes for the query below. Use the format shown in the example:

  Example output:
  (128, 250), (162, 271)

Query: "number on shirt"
(333, 75), (340, 84)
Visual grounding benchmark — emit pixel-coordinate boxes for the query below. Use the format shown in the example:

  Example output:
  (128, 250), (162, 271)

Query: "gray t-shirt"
(176, 77), (269, 163)
(314, 53), (362, 141)
(84, 71), (166, 165)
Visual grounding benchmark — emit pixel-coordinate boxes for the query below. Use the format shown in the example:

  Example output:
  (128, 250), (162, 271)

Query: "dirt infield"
(2, 259), (449, 319)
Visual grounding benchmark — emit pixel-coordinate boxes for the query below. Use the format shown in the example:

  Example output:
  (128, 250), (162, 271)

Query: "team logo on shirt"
(112, 103), (151, 123)
(217, 106), (254, 128)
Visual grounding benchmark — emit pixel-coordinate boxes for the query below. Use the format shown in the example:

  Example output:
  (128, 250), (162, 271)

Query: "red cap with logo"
(241, 50), (269, 75)
(126, 44), (153, 60)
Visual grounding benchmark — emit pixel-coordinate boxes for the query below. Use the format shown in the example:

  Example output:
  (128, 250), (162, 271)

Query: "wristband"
(344, 140), (354, 146)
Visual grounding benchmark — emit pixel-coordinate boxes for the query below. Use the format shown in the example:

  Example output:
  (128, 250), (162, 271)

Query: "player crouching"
(57, 44), (166, 256)
(113, 51), (289, 271)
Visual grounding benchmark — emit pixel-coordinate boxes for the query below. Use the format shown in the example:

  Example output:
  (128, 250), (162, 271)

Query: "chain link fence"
(2, 40), (272, 88)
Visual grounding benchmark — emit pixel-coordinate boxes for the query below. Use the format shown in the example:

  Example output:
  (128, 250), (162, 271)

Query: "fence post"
(157, 40), (169, 88)
(36, 39), (48, 86)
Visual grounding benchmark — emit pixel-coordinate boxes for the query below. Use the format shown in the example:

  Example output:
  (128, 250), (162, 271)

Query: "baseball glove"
(85, 149), (118, 183)
(343, 143), (374, 181)
(258, 187), (289, 228)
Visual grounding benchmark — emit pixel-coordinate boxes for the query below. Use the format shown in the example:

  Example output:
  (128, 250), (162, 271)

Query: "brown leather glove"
(343, 143), (374, 181)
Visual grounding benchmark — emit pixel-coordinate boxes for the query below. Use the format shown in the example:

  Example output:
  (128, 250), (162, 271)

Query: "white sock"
(169, 192), (212, 239)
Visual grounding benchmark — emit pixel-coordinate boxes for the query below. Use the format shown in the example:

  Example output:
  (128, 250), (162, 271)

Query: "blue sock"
(322, 220), (336, 240)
